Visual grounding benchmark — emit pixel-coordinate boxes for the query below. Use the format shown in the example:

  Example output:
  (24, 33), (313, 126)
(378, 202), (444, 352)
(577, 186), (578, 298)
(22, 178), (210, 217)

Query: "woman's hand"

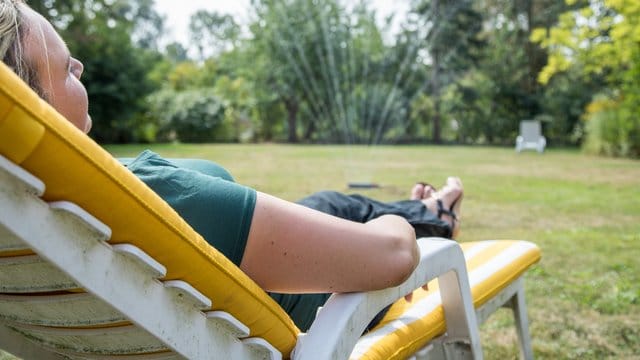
(404, 284), (429, 302)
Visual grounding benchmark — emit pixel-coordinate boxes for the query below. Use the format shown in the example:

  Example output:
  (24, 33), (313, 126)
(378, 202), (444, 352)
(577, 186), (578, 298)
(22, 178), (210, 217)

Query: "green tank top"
(124, 150), (255, 266)
(124, 150), (330, 331)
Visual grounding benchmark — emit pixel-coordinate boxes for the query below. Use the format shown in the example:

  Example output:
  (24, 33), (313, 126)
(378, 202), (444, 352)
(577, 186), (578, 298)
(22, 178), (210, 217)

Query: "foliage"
(582, 91), (640, 157)
(188, 11), (240, 60)
(468, 0), (573, 145)
(149, 53), (260, 142)
(476, 21), (536, 143)
(532, 0), (639, 85)
(410, 0), (485, 143)
(147, 88), (227, 142)
(538, 66), (601, 145)
(77, 31), (159, 143)
(440, 72), (494, 143)
(29, 0), (164, 143)
(213, 71), (260, 143)
(532, 0), (640, 157)
(26, 0), (639, 156)
(250, 0), (417, 144)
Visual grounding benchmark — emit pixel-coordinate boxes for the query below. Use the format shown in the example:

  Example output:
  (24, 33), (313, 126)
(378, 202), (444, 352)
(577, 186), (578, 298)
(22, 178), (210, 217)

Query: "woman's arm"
(240, 192), (419, 293)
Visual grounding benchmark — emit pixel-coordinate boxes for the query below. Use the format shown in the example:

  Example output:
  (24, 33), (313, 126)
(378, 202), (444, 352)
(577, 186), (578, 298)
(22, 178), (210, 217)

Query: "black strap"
(436, 199), (457, 221)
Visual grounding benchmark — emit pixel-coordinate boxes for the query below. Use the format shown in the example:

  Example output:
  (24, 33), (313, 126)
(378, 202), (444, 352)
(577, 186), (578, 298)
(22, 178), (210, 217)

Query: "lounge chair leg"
(508, 287), (534, 360)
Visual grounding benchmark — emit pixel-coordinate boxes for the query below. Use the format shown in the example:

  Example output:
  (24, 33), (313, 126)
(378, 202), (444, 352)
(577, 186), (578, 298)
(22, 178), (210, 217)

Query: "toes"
(423, 185), (435, 199)
(410, 183), (425, 200)
(414, 182), (439, 200)
(447, 176), (463, 189)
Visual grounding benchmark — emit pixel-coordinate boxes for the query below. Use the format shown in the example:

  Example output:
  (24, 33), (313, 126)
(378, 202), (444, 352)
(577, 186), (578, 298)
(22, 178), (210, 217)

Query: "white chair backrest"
(520, 120), (542, 141)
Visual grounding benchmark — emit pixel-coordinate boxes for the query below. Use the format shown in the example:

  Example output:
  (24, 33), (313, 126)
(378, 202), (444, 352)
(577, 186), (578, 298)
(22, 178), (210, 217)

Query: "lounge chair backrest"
(516, 120), (546, 153)
(520, 120), (542, 142)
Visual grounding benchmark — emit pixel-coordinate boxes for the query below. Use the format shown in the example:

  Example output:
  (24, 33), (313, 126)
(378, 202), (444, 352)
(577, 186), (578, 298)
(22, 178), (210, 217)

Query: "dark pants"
(297, 191), (452, 238)
(270, 190), (452, 332)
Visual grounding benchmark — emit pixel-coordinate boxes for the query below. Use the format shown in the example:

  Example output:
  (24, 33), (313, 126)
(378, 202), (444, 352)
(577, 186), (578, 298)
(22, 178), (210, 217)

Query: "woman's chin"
(83, 115), (92, 134)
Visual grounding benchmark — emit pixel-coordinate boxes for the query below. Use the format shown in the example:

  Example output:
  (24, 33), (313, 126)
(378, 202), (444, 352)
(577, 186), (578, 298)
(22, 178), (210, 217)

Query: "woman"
(0, 0), (463, 331)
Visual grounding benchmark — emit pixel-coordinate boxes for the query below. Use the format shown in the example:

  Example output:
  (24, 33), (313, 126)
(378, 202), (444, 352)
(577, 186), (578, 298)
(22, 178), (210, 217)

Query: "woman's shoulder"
(122, 150), (235, 182)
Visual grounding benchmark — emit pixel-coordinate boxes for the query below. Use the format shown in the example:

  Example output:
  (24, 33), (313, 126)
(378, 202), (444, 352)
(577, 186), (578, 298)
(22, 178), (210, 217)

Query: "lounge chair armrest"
(293, 237), (482, 360)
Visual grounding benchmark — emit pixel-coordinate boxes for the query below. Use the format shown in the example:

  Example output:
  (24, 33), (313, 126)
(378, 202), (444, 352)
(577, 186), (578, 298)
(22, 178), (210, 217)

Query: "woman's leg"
(297, 190), (453, 238)
(288, 179), (462, 331)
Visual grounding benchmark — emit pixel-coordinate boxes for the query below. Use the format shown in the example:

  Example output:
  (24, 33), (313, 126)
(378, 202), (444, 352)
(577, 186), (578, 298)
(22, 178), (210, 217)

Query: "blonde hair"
(0, 0), (44, 97)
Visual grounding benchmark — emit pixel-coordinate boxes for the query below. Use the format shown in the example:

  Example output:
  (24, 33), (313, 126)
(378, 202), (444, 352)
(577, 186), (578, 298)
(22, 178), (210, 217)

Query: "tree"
(30, 0), (165, 49)
(148, 88), (227, 142)
(532, 0), (640, 157)
(28, 0), (165, 143)
(453, 0), (577, 145)
(250, 0), (362, 143)
(410, 0), (484, 143)
(250, 0), (416, 144)
(188, 10), (241, 61)
(164, 42), (189, 63)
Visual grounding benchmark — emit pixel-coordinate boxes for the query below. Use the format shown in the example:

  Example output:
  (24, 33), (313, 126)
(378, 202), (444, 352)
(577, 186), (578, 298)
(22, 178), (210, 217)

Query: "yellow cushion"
(351, 240), (541, 360)
(0, 62), (299, 356)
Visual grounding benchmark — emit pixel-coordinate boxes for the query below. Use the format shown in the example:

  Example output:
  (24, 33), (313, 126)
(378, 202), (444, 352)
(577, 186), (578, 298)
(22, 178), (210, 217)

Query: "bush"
(582, 94), (640, 158)
(148, 88), (227, 142)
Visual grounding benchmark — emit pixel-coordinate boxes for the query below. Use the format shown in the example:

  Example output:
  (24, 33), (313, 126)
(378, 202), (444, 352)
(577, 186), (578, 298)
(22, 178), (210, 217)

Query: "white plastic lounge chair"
(516, 120), (546, 153)
(0, 62), (541, 360)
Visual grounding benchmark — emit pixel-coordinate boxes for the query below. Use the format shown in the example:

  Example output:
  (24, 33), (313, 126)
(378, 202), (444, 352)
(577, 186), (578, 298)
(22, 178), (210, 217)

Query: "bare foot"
(410, 182), (436, 200)
(421, 177), (463, 239)
(410, 183), (423, 200)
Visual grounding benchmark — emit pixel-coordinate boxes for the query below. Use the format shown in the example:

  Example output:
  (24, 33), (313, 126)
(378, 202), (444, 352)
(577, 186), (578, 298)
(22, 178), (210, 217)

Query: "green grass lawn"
(3, 144), (638, 359)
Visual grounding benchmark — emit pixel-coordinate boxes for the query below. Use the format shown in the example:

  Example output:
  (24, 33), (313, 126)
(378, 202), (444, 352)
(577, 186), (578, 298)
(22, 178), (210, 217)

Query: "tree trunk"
(303, 120), (316, 141)
(431, 0), (442, 144)
(284, 98), (299, 143)
(524, 0), (535, 93)
(433, 93), (442, 144)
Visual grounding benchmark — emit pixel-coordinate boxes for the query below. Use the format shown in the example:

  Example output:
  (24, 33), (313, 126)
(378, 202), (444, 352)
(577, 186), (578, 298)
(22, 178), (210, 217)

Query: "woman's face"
(21, 5), (92, 133)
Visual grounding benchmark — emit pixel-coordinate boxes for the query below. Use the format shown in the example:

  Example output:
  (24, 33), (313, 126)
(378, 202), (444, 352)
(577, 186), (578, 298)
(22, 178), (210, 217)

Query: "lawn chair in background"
(0, 61), (540, 359)
(516, 120), (547, 153)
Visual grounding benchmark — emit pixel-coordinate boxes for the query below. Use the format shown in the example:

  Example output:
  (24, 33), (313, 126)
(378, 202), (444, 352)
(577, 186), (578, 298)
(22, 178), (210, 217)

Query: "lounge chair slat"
(163, 280), (212, 310)
(6, 323), (168, 354)
(0, 255), (78, 292)
(49, 201), (112, 242)
(53, 349), (181, 359)
(0, 226), (29, 252)
(0, 293), (126, 327)
(112, 244), (167, 279)
(0, 154), (44, 196)
(242, 337), (283, 360)
(206, 310), (251, 338)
